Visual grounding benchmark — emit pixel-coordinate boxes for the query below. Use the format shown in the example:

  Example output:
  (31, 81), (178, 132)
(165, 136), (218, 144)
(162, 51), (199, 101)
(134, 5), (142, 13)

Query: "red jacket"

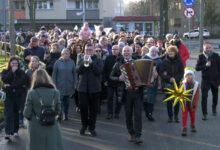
(178, 44), (190, 68)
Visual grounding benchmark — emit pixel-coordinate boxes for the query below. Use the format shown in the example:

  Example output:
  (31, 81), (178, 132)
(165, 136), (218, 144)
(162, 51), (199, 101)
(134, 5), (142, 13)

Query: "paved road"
(0, 55), (220, 150)
(183, 39), (220, 52)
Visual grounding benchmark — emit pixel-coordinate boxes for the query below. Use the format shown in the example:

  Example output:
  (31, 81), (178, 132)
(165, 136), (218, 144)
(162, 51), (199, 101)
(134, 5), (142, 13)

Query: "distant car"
(183, 29), (210, 39)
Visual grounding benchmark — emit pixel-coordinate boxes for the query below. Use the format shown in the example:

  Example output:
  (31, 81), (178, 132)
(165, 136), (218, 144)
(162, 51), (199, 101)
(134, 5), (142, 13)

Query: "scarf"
(146, 53), (160, 60)
(203, 51), (213, 61)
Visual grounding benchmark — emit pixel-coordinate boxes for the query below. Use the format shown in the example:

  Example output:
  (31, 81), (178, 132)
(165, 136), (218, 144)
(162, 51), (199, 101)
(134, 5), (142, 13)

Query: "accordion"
(120, 59), (157, 90)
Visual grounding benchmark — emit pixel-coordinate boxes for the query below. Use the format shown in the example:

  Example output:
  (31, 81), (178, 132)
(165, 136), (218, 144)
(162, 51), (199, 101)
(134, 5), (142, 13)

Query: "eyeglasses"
(112, 49), (118, 51)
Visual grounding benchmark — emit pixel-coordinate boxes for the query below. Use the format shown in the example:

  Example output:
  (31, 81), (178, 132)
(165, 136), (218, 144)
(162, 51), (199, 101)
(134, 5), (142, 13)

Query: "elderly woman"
(143, 46), (162, 121)
(159, 46), (184, 123)
(23, 69), (64, 150)
(52, 49), (77, 121)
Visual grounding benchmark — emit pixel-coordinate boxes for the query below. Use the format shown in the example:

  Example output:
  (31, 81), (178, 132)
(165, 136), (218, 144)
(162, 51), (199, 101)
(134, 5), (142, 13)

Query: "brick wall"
(14, 10), (25, 19)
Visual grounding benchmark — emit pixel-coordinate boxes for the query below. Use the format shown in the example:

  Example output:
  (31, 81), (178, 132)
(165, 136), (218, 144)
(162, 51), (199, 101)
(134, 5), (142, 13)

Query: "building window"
(120, 23), (129, 31)
(14, 1), (25, 10)
(86, 0), (98, 9)
(36, 0), (53, 10)
(145, 23), (153, 36)
(135, 23), (143, 32)
(174, 18), (181, 27)
(66, 0), (82, 9)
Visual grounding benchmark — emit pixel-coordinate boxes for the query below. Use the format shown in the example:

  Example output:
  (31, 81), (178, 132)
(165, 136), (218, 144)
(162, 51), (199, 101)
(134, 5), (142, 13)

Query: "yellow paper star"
(163, 79), (193, 112)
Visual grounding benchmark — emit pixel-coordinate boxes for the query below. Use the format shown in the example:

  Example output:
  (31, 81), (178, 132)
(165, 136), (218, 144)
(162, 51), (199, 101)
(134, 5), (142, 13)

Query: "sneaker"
(128, 134), (135, 142)
(174, 116), (180, 123)
(191, 125), (197, 132)
(14, 132), (19, 137)
(5, 134), (11, 140)
(147, 113), (155, 122)
(106, 114), (113, 119)
(181, 128), (187, 136)
(168, 116), (173, 123)
(89, 130), (97, 137)
(202, 115), (207, 120)
(135, 137), (143, 144)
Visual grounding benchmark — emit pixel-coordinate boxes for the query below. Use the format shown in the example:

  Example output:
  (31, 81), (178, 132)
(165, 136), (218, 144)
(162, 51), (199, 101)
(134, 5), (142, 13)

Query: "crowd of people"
(1, 22), (220, 149)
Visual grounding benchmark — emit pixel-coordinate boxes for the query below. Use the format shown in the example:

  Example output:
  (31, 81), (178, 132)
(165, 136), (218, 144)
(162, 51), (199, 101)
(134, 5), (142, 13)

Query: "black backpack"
(35, 90), (56, 126)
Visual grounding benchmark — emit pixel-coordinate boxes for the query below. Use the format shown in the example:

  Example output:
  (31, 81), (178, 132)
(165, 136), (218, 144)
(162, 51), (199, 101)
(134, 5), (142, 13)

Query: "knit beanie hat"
(184, 67), (196, 79)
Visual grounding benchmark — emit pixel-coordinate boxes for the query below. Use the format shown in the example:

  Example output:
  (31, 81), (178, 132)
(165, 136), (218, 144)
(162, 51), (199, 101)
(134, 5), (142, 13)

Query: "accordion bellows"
(120, 59), (156, 90)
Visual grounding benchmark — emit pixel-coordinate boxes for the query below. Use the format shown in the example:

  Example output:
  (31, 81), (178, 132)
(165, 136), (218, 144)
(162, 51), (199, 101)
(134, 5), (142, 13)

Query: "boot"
(147, 113), (155, 122)
(168, 116), (173, 123)
(202, 114), (207, 120)
(181, 127), (187, 136)
(143, 102), (148, 118)
(212, 106), (217, 116)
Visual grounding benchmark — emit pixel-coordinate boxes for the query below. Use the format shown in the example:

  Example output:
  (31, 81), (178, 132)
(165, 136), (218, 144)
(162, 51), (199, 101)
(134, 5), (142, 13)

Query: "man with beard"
(170, 34), (189, 68)
(110, 46), (143, 144)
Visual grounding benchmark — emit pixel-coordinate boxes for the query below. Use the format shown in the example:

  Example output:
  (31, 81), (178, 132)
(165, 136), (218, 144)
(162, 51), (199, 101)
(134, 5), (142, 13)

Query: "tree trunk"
(159, 0), (164, 40)
(29, 0), (36, 31)
(164, 0), (169, 35)
(8, 0), (16, 56)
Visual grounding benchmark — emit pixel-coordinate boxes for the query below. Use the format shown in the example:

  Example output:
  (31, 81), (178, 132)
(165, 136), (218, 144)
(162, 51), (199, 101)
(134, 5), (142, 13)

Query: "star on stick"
(163, 79), (193, 112)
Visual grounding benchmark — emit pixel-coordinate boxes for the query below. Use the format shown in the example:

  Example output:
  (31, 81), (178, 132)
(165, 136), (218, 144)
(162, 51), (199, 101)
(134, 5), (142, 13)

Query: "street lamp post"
(82, 0), (85, 24)
(199, 0), (204, 52)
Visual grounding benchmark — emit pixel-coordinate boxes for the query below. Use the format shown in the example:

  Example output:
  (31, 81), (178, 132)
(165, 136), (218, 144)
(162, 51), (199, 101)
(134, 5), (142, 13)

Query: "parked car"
(183, 28), (210, 39)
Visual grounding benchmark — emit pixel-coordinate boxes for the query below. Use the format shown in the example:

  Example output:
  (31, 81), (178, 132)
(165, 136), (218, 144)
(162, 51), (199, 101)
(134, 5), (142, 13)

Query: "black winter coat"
(76, 54), (103, 93)
(45, 52), (61, 76)
(1, 69), (26, 96)
(103, 55), (121, 87)
(195, 52), (220, 88)
(159, 54), (184, 85)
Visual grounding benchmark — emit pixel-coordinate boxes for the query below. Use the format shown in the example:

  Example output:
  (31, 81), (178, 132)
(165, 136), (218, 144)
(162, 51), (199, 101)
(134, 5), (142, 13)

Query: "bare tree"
(8, 0), (16, 56)
(26, 0), (36, 31)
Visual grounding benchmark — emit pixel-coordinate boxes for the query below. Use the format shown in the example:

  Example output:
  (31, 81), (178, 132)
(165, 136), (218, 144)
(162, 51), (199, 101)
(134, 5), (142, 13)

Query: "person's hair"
(122, 46), (133, 52)
(58, 38), (66, 45)
(31, 69), (56, 89)
(99, 36), (107, 45)
(28, 56), (40, 69)
(71, 44), (82, 55)
(51, 43), (60, 52)
(141, 46), (149, 52)
(61, 48), (70, 55)
(166, 45), (179, 55)
(203, 41), (211, 47)
(85, 43), (93, 48)
(6, 56), (20, 71)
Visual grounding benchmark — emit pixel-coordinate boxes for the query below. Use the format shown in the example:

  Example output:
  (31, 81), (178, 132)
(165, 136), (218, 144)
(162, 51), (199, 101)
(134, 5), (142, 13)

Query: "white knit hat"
(149, 46), (159, 53)
(184, 67), (196, 79)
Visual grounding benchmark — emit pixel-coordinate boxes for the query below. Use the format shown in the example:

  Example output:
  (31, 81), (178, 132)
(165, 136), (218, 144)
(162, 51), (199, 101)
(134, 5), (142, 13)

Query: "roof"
(112, 16), (160, 21)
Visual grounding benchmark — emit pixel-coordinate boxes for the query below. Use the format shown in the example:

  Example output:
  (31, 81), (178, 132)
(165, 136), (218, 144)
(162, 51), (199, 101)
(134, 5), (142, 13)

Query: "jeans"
(4, 95), (20, 135)
(201, 85), (218, 115)
(107, 86), (121, 115)
(79, 92), (99, 130)
(60, 95), (70, 118)
(124, 89), (143, 138)
(166, 94), (179, 117)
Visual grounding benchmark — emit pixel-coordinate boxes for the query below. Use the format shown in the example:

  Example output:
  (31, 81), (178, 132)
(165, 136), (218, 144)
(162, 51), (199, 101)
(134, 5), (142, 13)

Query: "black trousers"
(4, 95), (20, 135)
(78, 92), (99, 131)
(201, 84), (218, 115)
(107, 86), (121, 115)
(124, 89), (143, 138)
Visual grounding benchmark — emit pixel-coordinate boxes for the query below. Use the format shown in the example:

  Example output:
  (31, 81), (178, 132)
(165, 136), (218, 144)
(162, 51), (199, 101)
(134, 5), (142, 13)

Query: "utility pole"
(199, 0), (204, 52)
(8, 0), (16, 56)
(82, 0), (85, 23)
(159, 0), (164, 40)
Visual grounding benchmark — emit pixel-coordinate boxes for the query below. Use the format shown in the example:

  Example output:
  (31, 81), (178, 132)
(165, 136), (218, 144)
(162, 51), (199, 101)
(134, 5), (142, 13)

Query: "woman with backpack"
(23, 69), (64, 150)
